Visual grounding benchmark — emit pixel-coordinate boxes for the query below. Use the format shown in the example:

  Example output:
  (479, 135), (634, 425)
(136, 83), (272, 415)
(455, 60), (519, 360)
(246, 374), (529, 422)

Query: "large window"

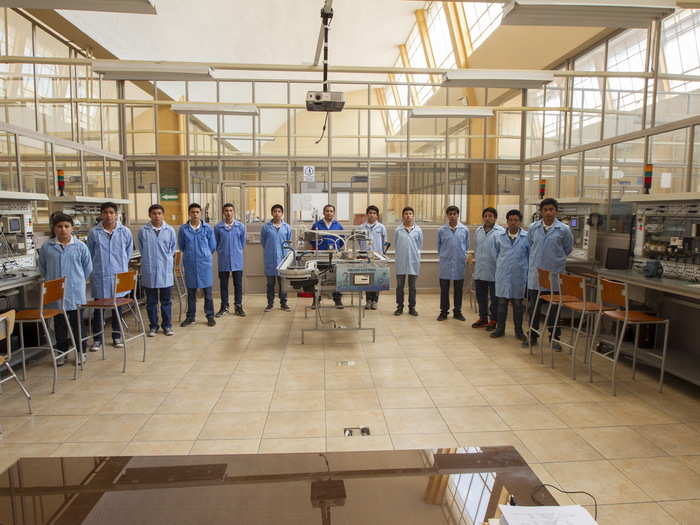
(406, 26), (434, 105)
(427, 3), (456, 69)
(461, 2), (503, 50)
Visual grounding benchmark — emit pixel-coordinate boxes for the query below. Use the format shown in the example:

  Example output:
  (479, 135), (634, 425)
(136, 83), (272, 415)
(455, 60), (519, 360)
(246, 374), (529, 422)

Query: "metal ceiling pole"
(519, 88), (527, 211)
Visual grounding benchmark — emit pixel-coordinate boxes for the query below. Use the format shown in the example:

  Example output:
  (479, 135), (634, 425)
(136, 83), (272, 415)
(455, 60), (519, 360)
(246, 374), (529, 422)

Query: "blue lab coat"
(137, 222), (176, 289)
(177, 222), (217, 289)
(310, 219), (344, 250)
(359, 221), (387, 254)
(473, 224), (505, 282)
(394, 225), (423, 276)
(261, 220), (292, 277)
(437, 223), (470, 281)
(527, 219), (574, 291)
(38, 238), (93, 311)
(214, 220), (246, 272)
(493, 229), (530, 299)
(87, 222), (133, 299)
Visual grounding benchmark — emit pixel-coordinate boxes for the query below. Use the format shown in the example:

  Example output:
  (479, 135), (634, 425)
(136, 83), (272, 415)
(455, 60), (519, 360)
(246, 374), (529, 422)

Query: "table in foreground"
(0, 446), (555, 525)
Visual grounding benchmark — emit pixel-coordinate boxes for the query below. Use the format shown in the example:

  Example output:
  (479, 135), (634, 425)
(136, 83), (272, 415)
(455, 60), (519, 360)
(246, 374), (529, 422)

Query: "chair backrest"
(42, 277), (66, 307)
(600, 278), (627, 309)
(115, 270), (138, 295)
(560, 273), (585, 301)
(0, 309), (14, 358)
(537, 268), (553, 290)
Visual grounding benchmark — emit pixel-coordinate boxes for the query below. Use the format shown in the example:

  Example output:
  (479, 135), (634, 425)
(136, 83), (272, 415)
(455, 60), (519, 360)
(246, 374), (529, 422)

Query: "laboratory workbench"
(0, 271), (41, 294)
(598, 269), (700, 300)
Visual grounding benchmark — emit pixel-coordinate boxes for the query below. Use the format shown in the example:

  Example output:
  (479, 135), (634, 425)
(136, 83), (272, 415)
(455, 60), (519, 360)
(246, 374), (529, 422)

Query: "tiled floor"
(2, 292), (700, 524)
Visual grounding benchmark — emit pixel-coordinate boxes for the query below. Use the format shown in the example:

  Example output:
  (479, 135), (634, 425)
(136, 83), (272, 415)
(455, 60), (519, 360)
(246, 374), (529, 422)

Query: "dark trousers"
(145, 287), (172, 330)
(396, 274), (417, 308)
(527, 289), (560, 341)
(496, 297), (525, 336)
(219, 271), (243, 308)
(92, 307), (123, 343)
(266, 276), (288, 306)
(474, 279), (497, 321)
(440, 279), (464, 315)
(55, 309), (83, 353)
(187, 287), (214, 319)
(365, 291), (379, 303)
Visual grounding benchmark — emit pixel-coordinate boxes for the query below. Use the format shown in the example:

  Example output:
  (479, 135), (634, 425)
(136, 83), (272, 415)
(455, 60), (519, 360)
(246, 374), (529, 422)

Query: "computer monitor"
(605, 247), (629, 270)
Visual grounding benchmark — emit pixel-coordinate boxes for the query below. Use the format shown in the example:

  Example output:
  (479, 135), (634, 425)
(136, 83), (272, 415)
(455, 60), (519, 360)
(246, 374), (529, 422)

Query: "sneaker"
(485, 321), (497, 332)
(215, 307), (229, 318)
(437, 312), (448, 321)
(370, 302), (378, 310)
(181, 318), (194, 327)
(207, 317), (216, 327)
(265, 304), (274, 312)
(521, 337), (537, 349)
(234, 305), (246, 317)
(147, 328), (158, 338)
(394, 307), (403, 316)
(490, 330), (505, 338)
(80, 352), (88, 364)
(515, 333), (527, 343)
(310, 300), (318, 310)
(88, 341), (102, 353)
(113, 338), (125, 348)
(365, 302), (372, 310)
(552, 342), (562, 352)
(409, 308), (418, 317)
(334, 300), (344, 310)
(453, 312), (466, 322)
(164, 327), (175, 336)
(55, 354), (66, 367)
(281, 303), (291, 311)
(471, 318), (489, 328)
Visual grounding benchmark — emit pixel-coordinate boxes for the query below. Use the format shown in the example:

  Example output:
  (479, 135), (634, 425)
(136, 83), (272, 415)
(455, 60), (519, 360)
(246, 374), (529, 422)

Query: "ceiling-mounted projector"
(307, 0), (344, 112)
(306, 90), (345, 112)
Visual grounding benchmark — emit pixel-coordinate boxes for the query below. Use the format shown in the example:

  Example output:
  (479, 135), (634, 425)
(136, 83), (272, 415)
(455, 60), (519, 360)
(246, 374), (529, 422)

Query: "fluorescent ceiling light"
(385, 137), (444, 143)
(501, 0), (675, 28)
(1, 0), (156, 13)
(409, 108), (494, 118)
(171, 103), (259, 116)
(442, 69), (554, 89)
(92, 60), (213, 81)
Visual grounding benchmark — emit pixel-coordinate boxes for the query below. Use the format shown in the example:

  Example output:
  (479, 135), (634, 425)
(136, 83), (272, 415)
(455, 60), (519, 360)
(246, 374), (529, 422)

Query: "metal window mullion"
(50, 142), (56, 196)
(252, 81), (256, 157)
(153, 81), (159, 156)
(287, 81), (291, 159)
(519, 89), (527, 210)
(14, 133), (21, 191)
(79, 149), (86, 196)
(607, 144), (614, 232)
(686, 124), (694, 192)
(31, 21), (39, 133)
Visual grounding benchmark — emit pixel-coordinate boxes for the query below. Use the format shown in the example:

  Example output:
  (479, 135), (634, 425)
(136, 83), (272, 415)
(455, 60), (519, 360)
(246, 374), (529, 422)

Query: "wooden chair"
(81, 270), (147, 373)
(15, 277), (80, 393)
(589, 278), (670, 395)
(173, 251), (188, 323)
(0, 310), (32, 413)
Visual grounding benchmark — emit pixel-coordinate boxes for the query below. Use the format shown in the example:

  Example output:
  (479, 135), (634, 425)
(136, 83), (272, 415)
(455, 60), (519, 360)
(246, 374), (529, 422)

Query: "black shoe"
(394, 307), (403, 316)
(490, 330), (505, 338)
(334, 300), (344, 310)
(281, 303), (291, 311)
(215, 307), (229, 318)
(521, 337), (537, 348)
(552, 342), (562, 352)
(485, 321), (497, 332)
(453, 312), (466, 322)
(310, 300), (318, 310)
(370, 302), (378, 310)
(515, 332), (527, 343)
(180, 318), (194, 327)
(265, 304), (274, 312)
(235, 305), (246, 317)
(437, 312), (448, 321)
(409, 308), (418, 317)
(207, 317), (216, 327)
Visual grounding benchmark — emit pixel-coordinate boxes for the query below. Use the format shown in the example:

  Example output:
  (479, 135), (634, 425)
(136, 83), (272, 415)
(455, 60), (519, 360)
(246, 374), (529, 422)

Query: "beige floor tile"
(264, 410), (324, 438)
(426, 386), (488, 407)
(527, 464), (576, 505)
(5, 415), (89, 443)
(189, 360), (241, 375)
(548, 402), (622, 428)
(371, 371), (423, 389)
(633, 424), (700, 456)
(270, 390), (324, 411)
(325, 409), (388, 437)
(325, 389), (380, 410)
(545, 460), (650, 504)
(189, 439), (260, 455)
(280, 359), (325, 373)
(0, 444), (61, 471)
(576, 426), (666, 459)
(275, 372), (324, 391)
(408, 357), (455, 372)
(101, 392), (168, 415)
(156, 390), (222, 414)
(505, 366), (568, 385)
(593, 503), (679, 525)
(603, 400), (677, 426)
(35, 392), (118, 416)
(377, 388), (434, 409)
(134, 413), (209, 441)
(213, 391), (273, 412)
(439, 406), (508, 433)
(259, 437), (326, 454)
(477, 385), (539, 406)
(613, 457), (700, 500)
(524, 382), (609, 404)
(682, 455), (700, 476)
(460, 368), (517, 386)
(69, 414), (150, 442)
(235, 359), (280, 376)
(383, 408), (449, 435)
(51, 441), (126, 457)
(494, 405), (568, 430)
(515, 429), (603, 462)
(659, 500), (700, 525)
(325, 371), (375, 390)
(226, 372), (277, 391)
(123, 441), (195, 456)
(391, 433), (458, 450)
(0, 416), (32, 435)
(326, 435), (393, 452)
(197, 412), (267, 440)
(416, 370), (472, 388)
(140, 361), (195, 377)
(124, 375), (183, 393)
(453, 431), (538, 464)
(175, 374), (230, 392)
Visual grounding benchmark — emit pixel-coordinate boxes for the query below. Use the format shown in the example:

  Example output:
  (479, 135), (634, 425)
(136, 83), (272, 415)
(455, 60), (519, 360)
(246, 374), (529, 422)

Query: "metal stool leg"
(5, 362), (31, 414)
(570, 309), (587, 380)
(611, 319), (628, 396)
(19, 324), (26, 381)
(40, 317), (59, 394)
(114, 306), (128, 373)
(632, 324), (640, 381)
(61, 311), (80, 380)
(659, 320), (669, 392)
(549, 302), (563, 369)
(589, 310), (603, 383)
(527, 294), (541, 356)
(540, 300), (554, 365)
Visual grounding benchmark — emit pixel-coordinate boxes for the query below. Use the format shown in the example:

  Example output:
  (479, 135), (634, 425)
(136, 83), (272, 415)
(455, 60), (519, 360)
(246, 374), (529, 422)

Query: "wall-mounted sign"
(303, 165), (315, 182)
(160, 187), (179, 201)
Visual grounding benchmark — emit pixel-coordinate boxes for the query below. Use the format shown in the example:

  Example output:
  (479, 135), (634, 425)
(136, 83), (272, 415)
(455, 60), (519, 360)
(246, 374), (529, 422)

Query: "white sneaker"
(89, 341), (102, 352)
(164, 327), (175, 336)
(147, 328), (157, 337)
(113, 338), (125, 348)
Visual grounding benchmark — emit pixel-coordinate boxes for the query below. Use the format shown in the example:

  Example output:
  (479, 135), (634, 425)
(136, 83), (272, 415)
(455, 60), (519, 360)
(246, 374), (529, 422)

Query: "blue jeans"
(187, 287), (214, 320)
(92, 307), (123, 343)
(145, 287), (172, 330)
(219, 271), (243, 308)
(266, 276), (287, 306)
(474, 279), (497, 322)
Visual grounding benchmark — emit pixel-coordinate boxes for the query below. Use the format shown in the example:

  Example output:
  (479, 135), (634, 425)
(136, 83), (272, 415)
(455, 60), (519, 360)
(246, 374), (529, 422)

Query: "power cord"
(315, 112), (329, 144)
(530, 483), (598, 520)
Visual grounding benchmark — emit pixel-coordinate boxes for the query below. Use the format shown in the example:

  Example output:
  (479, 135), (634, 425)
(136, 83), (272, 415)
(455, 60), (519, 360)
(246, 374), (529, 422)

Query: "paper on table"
(499, 505), (598, 525)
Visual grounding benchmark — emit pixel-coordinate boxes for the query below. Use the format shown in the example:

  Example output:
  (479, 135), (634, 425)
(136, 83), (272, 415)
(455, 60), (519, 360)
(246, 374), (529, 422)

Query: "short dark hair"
(188, 203), (201, 212)
(148, 204), (164, 215)
(401, 206), (414, 215)
(366, 205), (379, 215)
(323, 204), (335, 212)
(539, 198), (559, 211)
(482, 207), (498, 218)
(506, 209), (523, 221)
(50, 213), (73, 237)
(100, 202), (118, 213)
(222, 203), (235, 210)
(271, 204), (284, 213)
(446, 205), (460, 215)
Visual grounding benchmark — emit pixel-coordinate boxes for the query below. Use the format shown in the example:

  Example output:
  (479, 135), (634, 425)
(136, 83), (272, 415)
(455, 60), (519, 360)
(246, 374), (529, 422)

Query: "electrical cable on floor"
(315, 112), (329, 144)
(530, 483), (598, 520)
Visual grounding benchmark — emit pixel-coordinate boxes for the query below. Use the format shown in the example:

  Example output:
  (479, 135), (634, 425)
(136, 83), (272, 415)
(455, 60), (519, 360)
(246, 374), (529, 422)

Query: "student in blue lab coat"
(524, 198), (574, 349)
(39, 213), (93, 365)
(261, 204), (292, 312)
(215, 203), (247, 318)
(87, 202), (133, 352)
(394, 206), (423, 317)
(178, 203), (218, 327)
(138, 204), (177, 337)
(490, 209), (529, 342)
(359, 205), (387, 310)
(437, 206), (470, 322)
(472, 207), (505, 330)
(310, 204), (345, 309)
